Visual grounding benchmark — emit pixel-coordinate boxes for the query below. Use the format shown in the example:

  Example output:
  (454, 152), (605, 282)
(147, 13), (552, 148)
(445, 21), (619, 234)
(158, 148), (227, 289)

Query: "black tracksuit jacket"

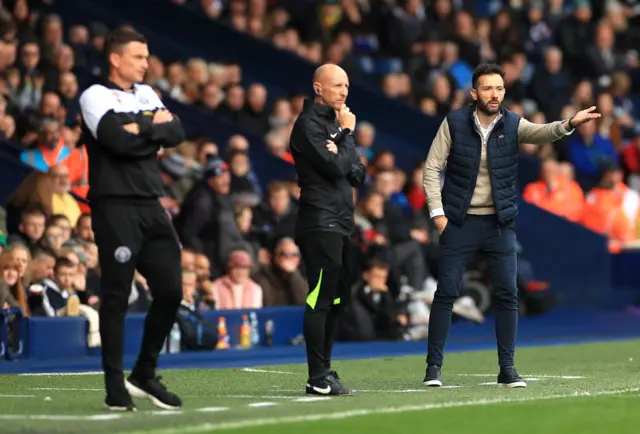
(79, 80), (185, 201)
(290, 99), (366, 237)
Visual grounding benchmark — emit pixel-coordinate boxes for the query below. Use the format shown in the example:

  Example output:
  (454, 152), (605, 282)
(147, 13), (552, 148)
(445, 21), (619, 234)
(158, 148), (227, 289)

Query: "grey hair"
(39, 117), (60, 133)
(275, 237), (298, 251)
(357, 121), (375, 133)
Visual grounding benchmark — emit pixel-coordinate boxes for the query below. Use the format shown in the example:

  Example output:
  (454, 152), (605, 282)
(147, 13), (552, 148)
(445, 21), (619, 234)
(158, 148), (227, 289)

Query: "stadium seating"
(2, 0), (639, 370)
(44, 0), (438, 171)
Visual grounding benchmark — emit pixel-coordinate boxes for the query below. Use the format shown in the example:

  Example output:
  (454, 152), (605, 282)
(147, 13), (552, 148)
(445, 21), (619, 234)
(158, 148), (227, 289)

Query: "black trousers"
(92, 200), (182, 394)
(427, 215), (518, 368)
(297, 231), (353, 379)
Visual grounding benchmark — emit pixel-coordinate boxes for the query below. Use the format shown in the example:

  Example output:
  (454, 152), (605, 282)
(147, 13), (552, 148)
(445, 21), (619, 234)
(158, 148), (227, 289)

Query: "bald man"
(289, 64), (366, 395)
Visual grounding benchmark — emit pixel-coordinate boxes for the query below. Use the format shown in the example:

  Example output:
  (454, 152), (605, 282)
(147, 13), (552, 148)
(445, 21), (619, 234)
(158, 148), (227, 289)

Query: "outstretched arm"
(518, 106), (601, 145)
(517, 118), (573, 145)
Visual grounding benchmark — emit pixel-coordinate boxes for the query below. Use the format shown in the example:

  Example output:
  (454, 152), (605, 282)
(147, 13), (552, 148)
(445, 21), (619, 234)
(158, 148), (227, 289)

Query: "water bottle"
(249, 312), (260, 347)
(168, 322), (181, 353)
(239, 315), (251, 348)
(265, 320), (274, 347)
(216, 316), (230, 350)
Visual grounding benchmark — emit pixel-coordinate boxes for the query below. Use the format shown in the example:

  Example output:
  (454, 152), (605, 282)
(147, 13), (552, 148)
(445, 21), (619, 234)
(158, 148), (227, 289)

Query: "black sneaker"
(498, 367), (527, 388)
(423, 364), (443, 387)
(328, 371), (353, 394)
(306, 373), (354, 396)
(125, 375), (182, 409)
(104, 390), (136, 412)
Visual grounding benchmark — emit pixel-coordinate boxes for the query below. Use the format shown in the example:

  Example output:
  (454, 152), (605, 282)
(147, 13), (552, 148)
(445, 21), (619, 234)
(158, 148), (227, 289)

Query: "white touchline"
(18, 371), (103, 376)
(195, 407), (229, 413)
(247, 402), (278, 407)
(399, 387), (463, 391)
(455, 374), (585, 379)
(241, 368), (295, 375)
(220, 395), (302, 399)
(0, 394), (37, 398)
(293, 397), (331, 402)
(0, 414), (122, 421)
(122, 387), (640, 434)
(30, 388), (103, 391)
(353, 389), (449, 393)
(276, 388), (465, 393)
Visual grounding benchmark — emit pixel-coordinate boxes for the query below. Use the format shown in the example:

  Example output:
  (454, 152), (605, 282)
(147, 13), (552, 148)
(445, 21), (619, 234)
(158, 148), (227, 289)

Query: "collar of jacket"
(104, 79), (137, 93)
(303, 98), (336, 120)
(467, 102), (507, 127)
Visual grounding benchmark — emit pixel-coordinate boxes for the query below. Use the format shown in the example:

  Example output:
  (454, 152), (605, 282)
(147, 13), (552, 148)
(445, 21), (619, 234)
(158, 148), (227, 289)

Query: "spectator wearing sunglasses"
(253, 237), (308, 306)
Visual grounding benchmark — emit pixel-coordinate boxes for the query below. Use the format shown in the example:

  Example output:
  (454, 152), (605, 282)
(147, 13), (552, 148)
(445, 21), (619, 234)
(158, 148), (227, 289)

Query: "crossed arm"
(80, 85), (185, 158)
(294, 117), (366, 187)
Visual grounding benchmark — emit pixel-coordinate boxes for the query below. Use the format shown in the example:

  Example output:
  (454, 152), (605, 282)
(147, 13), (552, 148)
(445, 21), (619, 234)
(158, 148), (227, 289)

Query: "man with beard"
(421, 64), (600, 388)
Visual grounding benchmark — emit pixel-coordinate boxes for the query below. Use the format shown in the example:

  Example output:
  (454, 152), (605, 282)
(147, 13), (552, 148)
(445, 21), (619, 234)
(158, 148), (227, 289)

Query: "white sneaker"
(453, 296), (485, 323)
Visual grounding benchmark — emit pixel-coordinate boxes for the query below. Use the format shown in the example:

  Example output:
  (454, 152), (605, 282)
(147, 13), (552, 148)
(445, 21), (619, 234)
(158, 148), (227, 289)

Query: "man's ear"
(313, 82), (321, 96)
(469, 88), (478, 101)
(109, 51), (121, 69)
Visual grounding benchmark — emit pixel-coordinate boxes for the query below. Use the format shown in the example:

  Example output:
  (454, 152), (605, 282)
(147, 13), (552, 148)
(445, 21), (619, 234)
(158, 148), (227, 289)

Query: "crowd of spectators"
(4, 0), (635, 348)
(184, 0), (640, 249)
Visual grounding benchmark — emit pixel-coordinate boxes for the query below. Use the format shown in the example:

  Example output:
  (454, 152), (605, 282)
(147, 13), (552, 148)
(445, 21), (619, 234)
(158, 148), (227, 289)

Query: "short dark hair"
(49, 214), (70, 227)
(54, 256), (75, 272)
(366, 259), (389, 272)
(104, 28), (147, 58)
(33, 246), (57, 261)
(77, 213), (91, 225)
(21, 204), (47, 222)
(472, 64), (505, 89)
(267, 180), (289, 197)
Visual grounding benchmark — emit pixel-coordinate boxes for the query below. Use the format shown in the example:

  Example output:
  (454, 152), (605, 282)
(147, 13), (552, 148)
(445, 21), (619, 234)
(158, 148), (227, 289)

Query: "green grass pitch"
(1, 340), (639, 433)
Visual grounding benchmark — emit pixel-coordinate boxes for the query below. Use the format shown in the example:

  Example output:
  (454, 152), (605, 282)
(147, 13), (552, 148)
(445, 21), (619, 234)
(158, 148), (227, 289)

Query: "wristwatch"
(568, 117), (575, 129)
(342, 128), (354, 136)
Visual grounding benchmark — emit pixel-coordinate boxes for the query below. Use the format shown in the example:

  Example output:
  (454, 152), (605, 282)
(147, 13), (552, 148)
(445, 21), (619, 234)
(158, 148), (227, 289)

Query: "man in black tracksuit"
(290, 64), (366, 395)
(79, 29), (184, 411)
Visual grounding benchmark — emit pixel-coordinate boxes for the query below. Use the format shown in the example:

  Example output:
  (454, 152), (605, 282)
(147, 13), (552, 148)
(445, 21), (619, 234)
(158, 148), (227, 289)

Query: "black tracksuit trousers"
(92, 200), (182, 396)
(298, 231), (354, 380)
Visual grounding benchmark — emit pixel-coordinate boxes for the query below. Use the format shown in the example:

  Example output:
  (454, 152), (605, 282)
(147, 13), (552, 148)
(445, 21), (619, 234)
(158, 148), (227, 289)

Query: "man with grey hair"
(227, 134), (249, 154)
(529, 45), (571, 114)
(356, 121), (375, 159)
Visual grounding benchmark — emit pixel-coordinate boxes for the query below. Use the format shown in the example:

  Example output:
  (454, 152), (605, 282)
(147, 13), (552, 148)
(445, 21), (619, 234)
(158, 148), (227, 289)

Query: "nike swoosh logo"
(308, 385), (331, 394)
(330, 133), (337, 138)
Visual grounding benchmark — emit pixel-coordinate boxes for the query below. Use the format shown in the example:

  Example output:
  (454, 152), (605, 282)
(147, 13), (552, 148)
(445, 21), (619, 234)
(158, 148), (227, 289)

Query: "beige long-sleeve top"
(422, 113), (573, 218)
